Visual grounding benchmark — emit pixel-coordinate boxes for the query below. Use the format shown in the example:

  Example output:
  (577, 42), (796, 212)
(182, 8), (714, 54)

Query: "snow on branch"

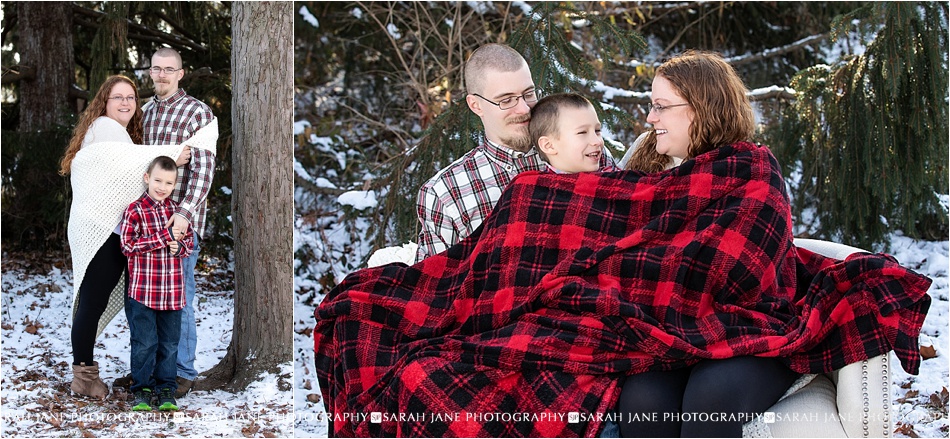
(725, 33), (830, 66)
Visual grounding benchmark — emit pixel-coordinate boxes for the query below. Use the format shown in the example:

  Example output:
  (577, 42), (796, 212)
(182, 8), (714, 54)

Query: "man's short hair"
(153, 47), (183, 68)
(464, 44), (528, 95)
(529, 93), (594, 163)
(147, 155), (178, 174)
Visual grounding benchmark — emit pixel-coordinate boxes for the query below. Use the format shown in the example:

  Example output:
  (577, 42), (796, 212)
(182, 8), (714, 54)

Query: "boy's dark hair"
(147, 155), (178, 174)
(529, 93), (594, 163)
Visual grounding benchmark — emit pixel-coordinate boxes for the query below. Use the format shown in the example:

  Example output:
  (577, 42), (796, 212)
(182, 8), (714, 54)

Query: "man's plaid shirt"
(121, 192), (195, 311)
(142, 88), (215, 238)
(415, 139), (616, 261)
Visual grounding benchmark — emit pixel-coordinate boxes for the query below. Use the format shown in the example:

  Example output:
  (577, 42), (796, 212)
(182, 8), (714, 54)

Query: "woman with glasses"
(59, 75), (216, 399)
(616, 51), (802, 437)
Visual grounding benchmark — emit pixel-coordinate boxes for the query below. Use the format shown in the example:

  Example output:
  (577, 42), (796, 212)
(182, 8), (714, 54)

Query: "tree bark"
(199, 1), (293, 392)
(19, 2), (73, 130)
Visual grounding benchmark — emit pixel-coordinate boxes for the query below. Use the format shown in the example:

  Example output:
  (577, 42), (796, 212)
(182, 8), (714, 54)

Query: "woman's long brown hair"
(625, 51), (754, 172)
(59, 75), (144, 175)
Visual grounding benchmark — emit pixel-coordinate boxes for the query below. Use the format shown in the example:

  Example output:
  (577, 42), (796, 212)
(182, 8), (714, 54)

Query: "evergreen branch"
(155, 10), (203, 44)
(71, 3), (207, 53)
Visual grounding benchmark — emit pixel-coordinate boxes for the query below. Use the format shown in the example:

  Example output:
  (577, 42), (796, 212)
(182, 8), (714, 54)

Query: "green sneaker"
(156, 387), (178, 411)
(131, 389), (153, 411)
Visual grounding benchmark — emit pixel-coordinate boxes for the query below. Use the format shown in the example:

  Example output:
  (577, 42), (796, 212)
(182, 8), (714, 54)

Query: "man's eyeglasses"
(473, 89), (542, 110)
(149, 66), (182, 75)
(647, 102), (689, 115)
(108, 95), (137, 103)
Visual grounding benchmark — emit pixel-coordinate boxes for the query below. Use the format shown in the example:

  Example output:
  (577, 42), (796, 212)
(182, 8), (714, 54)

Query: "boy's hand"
(168, 240), (180, 254)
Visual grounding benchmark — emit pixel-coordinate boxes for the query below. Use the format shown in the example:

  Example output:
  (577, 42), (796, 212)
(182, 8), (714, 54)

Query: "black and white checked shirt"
(142, 88), (215, 238)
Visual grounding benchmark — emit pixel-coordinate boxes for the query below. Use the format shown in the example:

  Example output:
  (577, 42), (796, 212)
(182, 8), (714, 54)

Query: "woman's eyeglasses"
(108, 95), (137, 103)
(647, 102), (689, 115)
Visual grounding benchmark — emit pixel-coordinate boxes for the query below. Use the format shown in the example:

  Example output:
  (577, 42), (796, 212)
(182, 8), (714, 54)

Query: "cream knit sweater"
(68, 117), (219, 336)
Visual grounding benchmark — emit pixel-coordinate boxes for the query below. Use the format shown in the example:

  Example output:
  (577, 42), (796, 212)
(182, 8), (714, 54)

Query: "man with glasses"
(414, 44), (615, 261)
(142, 47), (215, 399)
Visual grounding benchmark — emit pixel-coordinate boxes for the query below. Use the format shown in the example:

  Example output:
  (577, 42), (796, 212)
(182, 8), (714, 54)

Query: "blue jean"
(177, 237), (200, 380)
(126, 295), (181, 393)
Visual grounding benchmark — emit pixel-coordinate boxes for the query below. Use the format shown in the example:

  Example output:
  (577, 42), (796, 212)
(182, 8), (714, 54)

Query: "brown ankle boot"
(71, 362), (108, 399)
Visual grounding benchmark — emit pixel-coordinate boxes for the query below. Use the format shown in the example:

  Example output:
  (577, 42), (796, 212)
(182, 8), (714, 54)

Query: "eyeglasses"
(149, 66), (182, 75)
(473, 89), (541, 110)
(647, 102), (689, 115)
(108, 95), (137, 103)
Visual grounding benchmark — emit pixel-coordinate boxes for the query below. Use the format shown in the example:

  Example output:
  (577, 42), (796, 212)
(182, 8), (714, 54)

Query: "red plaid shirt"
(121, 192), (195, 311)
(142, 88), (215, 238)
(415, 139), (615, 261)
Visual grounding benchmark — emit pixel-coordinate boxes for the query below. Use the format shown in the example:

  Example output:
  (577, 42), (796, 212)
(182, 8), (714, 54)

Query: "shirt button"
(506, 165), (513, 171)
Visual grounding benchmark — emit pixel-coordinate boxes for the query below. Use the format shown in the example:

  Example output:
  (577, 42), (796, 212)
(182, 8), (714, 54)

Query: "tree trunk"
(19, 1), (73, 130)
(199, 1), (293, 392)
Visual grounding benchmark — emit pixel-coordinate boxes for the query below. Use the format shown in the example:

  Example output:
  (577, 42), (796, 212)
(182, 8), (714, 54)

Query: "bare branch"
(294, 174), (348, 197)
(1, 65), (36, 84)
(725, 33), (830, 67)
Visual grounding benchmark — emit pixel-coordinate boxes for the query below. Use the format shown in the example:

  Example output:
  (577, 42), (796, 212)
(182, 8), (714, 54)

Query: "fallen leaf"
(921, 344), (937, 359)
(263, 432), (278, 438)
(930, 387), (949, 407)
(896, 423), (919, 438)
(303, 379), (312, 390)
(25, 324), (38, 334)
(242, 422), (260, 437)
(1, 323), (14, 330)
(898, 389), (920, 403)
(307, 393), (321, 403)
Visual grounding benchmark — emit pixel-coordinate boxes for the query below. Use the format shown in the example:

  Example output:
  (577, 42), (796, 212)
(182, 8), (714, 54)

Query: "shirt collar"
(141, 191), (170, 209)
(152, 88), (187, 105)
(482, 138), (538, 164)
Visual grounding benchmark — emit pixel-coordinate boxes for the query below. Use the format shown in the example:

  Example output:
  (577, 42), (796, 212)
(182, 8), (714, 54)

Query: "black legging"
(71, 233), (127, 365)
(617, 356), (800, 438)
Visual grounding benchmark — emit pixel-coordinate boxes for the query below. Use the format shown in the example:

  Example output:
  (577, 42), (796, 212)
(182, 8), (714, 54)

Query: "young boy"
(120, 155), (194, 411)
(529, 93), (615, 173)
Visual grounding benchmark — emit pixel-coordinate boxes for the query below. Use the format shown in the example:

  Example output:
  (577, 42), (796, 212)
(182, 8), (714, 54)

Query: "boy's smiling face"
(538, 103), (604, 173)
(144, 167), (178, 202)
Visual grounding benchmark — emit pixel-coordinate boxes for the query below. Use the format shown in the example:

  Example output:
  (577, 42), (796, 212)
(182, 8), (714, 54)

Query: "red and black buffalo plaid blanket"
(313, 142), (931, 437)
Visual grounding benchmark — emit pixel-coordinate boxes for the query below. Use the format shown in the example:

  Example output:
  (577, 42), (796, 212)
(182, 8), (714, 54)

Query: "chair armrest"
(830, 355), (892, 438)
(793, 238), (866, 260)
(794, 238), (891, 438)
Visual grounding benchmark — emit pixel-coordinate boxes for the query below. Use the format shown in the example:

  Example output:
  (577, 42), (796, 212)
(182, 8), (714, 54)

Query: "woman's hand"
(176, 146), (192, 167)
(168, 240), (180, 254)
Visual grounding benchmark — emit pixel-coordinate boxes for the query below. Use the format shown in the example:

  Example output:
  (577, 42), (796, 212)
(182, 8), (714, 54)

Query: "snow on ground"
(1, 254), (293, 438)
(887, 234), (950, 437)
(293, 231), (950, 438)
